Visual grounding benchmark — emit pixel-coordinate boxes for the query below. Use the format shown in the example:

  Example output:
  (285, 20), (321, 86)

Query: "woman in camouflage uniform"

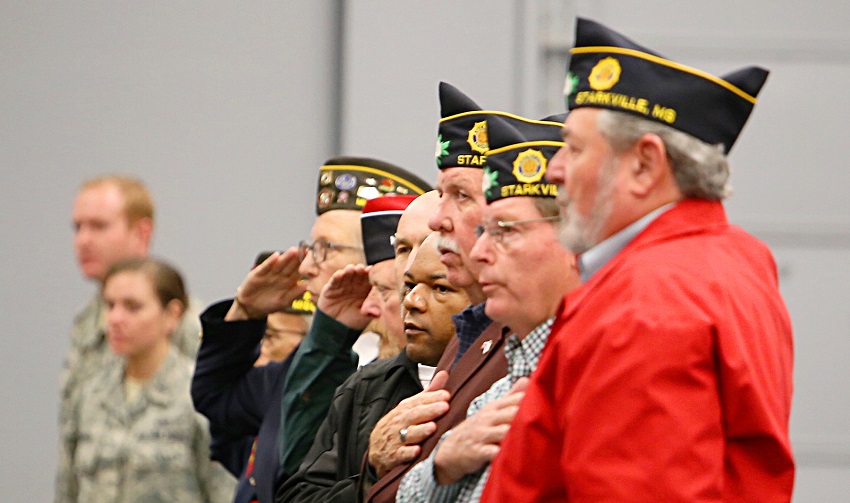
(56, 257), (235, 503)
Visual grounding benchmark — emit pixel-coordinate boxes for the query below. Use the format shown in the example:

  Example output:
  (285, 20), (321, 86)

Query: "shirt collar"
(417, 364), (437, 389)
(578, 203), (675, 282)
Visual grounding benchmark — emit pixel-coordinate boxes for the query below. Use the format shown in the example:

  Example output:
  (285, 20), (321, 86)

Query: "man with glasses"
(297, 234), (378, 367)
(192, 157), (431, 503)
(397, 112), (578, 503)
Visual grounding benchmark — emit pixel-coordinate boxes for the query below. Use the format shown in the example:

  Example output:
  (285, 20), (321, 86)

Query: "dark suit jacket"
(276, 350), (422, 503)
(191, 300), (293, 503)
(364, 321), (509, 503)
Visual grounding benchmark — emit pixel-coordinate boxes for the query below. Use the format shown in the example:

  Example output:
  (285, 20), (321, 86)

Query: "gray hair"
(596, 110), (731, 200)
(532, 196), (560, 218)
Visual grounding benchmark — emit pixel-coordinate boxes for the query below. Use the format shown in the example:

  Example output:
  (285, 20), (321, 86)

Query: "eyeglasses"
(474, 216), (560, 248)
(298, 239), (362, 264)
(263, 328), (308, 340)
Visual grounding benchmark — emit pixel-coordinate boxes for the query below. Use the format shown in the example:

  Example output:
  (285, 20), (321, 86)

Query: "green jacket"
(277, 309), (364, 479)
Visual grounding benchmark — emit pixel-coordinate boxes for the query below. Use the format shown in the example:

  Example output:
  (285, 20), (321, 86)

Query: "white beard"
(558, 157), (617, 255)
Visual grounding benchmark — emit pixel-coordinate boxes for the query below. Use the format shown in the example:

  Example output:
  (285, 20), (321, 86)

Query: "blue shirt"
(578, 203), (674, 282)
(450, 303), (492, 368)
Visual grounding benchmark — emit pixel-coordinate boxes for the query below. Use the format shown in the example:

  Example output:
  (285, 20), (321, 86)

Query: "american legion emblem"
(466, 120), (489, 154)
(512, 149), (548, 184)
(588, 57), (622, 91)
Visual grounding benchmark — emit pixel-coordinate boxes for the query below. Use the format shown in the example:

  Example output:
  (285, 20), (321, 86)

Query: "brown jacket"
(363, 321), (509, 503)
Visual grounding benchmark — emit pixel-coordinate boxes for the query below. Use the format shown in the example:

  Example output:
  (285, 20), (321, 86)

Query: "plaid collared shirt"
(397, 318), (555, 503)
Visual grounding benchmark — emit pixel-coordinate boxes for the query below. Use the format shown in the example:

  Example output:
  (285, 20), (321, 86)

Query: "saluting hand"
(317, 263), (373, 330)
(226, 248), (306, 321)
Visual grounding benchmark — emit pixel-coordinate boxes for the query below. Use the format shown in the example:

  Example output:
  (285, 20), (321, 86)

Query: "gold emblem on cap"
(512, 149), (547, 184)
(467, 120), (489, 154)
(589, 57), (621, 91)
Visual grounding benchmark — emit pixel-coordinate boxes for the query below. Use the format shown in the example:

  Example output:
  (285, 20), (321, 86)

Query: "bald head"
(393, 190), (439, 286)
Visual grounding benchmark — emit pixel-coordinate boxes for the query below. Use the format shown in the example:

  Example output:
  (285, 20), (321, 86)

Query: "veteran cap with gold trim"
(360, 195), (418, 266)
(436, 82), (493, 170)
(482, 113), (565, 204)
(316, 156), (432, 215)
(564, 17), (768, 153)
(436, 82), (567, 171)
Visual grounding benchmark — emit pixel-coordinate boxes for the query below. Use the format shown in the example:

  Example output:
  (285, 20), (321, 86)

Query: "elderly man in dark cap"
(192, 157), (431, 503)
(482, 18), (794, 503)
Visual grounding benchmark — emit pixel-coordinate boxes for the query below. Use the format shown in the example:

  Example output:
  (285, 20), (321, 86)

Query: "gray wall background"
(1, 1), (847, 501)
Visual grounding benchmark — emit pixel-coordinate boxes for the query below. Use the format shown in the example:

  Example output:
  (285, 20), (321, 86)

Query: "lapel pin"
(481, 340), (493, 354)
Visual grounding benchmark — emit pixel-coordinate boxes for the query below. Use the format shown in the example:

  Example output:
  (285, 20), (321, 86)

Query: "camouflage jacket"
(56, 347), (235, 503)
(60, 294), (201, 427)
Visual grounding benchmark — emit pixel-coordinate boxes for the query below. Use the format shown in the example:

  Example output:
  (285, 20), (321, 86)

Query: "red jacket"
(482, 200), (794, 502)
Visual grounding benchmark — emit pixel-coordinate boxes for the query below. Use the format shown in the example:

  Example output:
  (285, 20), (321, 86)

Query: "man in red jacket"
(482, 17), (794, 503)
